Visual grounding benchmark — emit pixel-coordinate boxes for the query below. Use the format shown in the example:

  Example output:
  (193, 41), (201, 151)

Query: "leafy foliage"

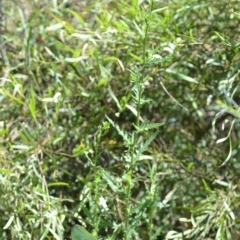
(71, 225), (96, 240)
(0, 0), (240, 239)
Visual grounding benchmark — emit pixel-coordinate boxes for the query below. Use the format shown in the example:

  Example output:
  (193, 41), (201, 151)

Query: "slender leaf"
(71, 225), (96, 240)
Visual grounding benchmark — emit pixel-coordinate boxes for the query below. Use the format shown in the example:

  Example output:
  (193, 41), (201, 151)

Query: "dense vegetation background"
(0, 0), (240, 239)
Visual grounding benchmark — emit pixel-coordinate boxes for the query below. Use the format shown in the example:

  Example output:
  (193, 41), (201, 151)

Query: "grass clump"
(1, 0), (240, 239)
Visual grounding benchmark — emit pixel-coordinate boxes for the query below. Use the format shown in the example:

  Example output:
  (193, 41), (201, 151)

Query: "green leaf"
(166, 69), (198, 83)
(67, 9), (86, 27)
(71, 225), (96, 240)
(133, 120), (164, 133)
(105, 115), (132, 145)
(134, 131), (159, 163)
(28, 87), (37, 123)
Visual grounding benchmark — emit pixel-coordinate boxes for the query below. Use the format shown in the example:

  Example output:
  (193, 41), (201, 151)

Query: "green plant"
(71, 225), (96, 240)
(1, 0), (240, 239)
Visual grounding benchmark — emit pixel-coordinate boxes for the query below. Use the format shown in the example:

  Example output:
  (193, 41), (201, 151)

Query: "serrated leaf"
(134, 121), (164, 132)
(105, 115), (131, 144)
(134, 131), (158, 162)
(100, 168), (118, 192)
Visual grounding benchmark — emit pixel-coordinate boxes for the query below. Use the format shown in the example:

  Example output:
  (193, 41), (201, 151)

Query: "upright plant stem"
(144, 2), (155, 239)
(124, 1), (154, 240)
(92, 133), (102, 238)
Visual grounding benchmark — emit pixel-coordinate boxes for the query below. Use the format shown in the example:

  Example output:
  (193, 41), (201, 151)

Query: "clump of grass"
(1, 0), (240, 239)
